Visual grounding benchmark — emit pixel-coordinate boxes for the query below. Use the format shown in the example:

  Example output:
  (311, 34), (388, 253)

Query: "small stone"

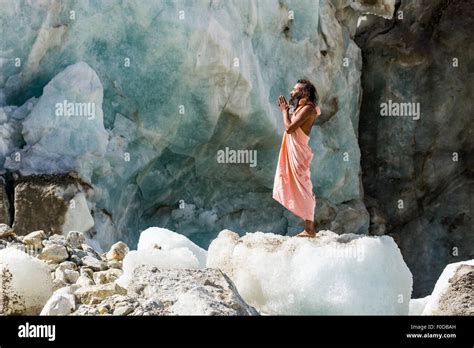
(69, 254), (82, 265)
(66, 231), (86, 249)
(142, 297), (164, 311)
(72, 248), (88, 258)
(97, 305), (110, 314)
(107, 259), (122, 269)
(52, 278), (68, 292)
(38, 244), (69, 263)
(43, 234), (67, 246)
(106, 241), (129, 261)
(113, 305), (133, 316)
(76, 275), (94, 287)
(0, 224), (15, 239)
(80, 267), (94, 278)
(23, 230), (47, 250)
(55, 266), (80, 284)
(74, 283), (127, 305)
(81, 256), (104, 271)
(40, 285), (80, 316)
(81, 244), (101, 259)
(59, 261), (77, 270)
(93, 269), (123, 285)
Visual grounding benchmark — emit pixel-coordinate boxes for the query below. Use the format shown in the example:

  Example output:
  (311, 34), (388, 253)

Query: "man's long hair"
(297, 79), (319, 105)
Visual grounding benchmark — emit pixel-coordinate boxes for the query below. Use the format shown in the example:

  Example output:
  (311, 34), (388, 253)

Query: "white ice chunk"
(61, 191), (94, 236)
(207, 230), (413, 315)
(0, 248), (53, 314)
(409, 295), (431, 315)
(137, 227), (207, 268)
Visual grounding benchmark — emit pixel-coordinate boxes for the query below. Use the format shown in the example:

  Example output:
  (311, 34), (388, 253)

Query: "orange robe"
(272, 109), (316, 221)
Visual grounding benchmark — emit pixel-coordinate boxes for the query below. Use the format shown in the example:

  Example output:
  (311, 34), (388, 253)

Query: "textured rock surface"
(127, 265), (259, 315)
(355, 0), (474, 297)
(422, 260), (474, 315)
(0, 0), (397, 249)
(0, 248), (53, 314)
(11, 174), (94, 236)
(0, 176), (11, 225)
(0, 227), (259, 316)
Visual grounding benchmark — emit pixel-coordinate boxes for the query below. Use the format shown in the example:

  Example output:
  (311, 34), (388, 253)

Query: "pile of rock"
(0, 223), (129, 315)
(0, 224), (258, 315)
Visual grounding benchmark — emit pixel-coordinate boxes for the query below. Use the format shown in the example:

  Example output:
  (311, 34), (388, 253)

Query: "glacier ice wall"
(0, 0), (394, 249)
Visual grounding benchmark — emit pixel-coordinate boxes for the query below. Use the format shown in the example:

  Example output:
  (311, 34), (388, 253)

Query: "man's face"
(289, 83), (304, 109)
(290, 83), (302, 98)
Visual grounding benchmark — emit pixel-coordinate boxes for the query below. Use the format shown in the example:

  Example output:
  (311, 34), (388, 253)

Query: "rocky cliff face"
(355, 0), (474, 296)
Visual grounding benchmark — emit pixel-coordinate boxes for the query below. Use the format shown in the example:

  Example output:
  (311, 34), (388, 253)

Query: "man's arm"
(284, 105), (312, 134)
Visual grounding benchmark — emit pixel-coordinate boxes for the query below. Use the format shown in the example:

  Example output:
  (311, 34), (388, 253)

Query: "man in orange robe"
(273, 79), (321, 237)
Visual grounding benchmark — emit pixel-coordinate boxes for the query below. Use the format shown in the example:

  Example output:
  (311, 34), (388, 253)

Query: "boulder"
(40, 285), (80, 316)
(38, 244), (69, 263)
(106, 241), (129, 261)
(0, 248), (53, 314)
(66, 231), (85, 249)
(22, 230), (47, 250)
(11, 174), (94, 236)
(422, 260), (474, 315)
(74, 282), (127, 305)
(127, 265), (259, 315)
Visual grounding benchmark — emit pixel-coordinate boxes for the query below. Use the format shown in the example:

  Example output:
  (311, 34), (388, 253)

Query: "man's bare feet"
(296, 230), (316, 238)
(296, 220), (316, 238)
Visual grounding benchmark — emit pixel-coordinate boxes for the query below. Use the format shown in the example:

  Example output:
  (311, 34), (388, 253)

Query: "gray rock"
(0, 224), (15, 239)
(38, 244), (69, 263)
(55, 266), (80, 284)
(66, 231), (86, 249)
(45, 234), (67, 246)
(127, 265), (259, 315)
(40, 285), (80, 316)
(93, 269), (122, 285)
(74, 283), (127, 305)
(106, 241), (129, 261)
(107, 259), (122, 269)
(75, 275), (94, 287)
(355, 0), (474, 297)
(52, 278), (68, 292)
(327, 200), (370, 235)
(22, 230), (47, 249)
(69, 254), (82, 265)
(113, 305), (133, 316)
(81, 256), (104, 271)
(81, 244), (101, 259)
(71, 248), (88, 259)
(437, 265), (473, 315)
(11, 175), (92, 236)
(0, 178), (11, 226)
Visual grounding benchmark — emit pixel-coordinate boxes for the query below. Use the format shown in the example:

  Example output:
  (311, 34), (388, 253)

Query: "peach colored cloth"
(272, 109), (316, 221)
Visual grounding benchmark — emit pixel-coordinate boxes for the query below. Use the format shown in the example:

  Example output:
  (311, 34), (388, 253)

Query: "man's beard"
(289, 91), (303, 111)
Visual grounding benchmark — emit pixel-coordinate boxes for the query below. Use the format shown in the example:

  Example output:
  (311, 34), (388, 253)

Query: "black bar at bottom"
(0, 315), (471, 346)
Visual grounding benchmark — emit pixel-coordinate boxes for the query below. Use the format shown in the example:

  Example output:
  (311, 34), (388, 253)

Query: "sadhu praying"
(273, 79), (321, 238)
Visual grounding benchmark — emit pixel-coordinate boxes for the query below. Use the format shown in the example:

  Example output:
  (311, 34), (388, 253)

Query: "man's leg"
(296, 220), (316, 238)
